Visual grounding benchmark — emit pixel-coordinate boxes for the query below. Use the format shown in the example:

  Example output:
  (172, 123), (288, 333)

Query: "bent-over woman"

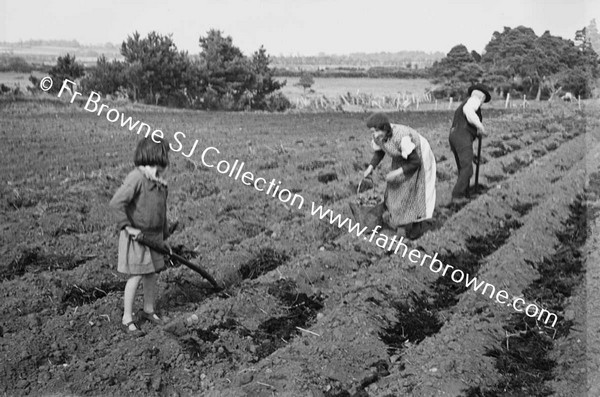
(363, 113), (436, 239)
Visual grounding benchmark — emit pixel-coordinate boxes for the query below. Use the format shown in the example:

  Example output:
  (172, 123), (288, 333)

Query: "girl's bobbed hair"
(134, 137), (170, 168)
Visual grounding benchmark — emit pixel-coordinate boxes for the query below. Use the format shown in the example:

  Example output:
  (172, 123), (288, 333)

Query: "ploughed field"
(1, 97), (598, 396)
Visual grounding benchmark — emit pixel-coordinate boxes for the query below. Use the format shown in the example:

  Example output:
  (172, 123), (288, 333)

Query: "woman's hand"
(363, 165), (374, 178)
(163, 241), (173, 255)
(385, 169), (403, 182)
(125, 226), (141, 240)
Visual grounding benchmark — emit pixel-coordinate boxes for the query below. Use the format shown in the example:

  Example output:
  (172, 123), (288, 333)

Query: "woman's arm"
(400, 150), (421, 174)
(386, 150), (421, 182)
(369, 150), (385, 168)
(364, 150), (385, 177)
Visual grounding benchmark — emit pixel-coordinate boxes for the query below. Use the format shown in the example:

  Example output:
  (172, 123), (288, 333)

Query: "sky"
(1, 0), (599, 56)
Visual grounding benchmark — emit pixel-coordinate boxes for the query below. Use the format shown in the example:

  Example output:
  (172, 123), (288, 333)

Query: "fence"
(293, 90), (585, 112)
(293, 89), (435, 112)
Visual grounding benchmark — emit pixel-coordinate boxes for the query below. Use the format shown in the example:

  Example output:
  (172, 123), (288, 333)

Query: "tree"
(481, 26), (539, 96)
(249, 46), (285, 109)
(81, 55), (126, 96)
(120, 31), (190, 105)
(48, 53), (84, 93)
(430, 44), (481, 98)
(584, 19), (600, 53)
(298, 72), (315, 91)
(197, 29), (254, 109)
(478, 25), (599, 99)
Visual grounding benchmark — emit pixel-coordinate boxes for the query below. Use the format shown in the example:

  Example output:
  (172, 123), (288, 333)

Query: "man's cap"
(468, 84), (491, 103)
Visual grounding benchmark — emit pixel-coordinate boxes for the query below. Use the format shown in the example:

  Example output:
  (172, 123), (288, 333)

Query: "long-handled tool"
(357, 177), (365, 194)
(136, 233), (221, 290)
(475, 135), (482, 187)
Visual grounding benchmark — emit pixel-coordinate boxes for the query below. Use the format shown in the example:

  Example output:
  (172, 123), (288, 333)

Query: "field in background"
(0, 95), (595, 396)
(1, 72), (434, 99)
(277, 77), (435, 102)
(0, 71), (38, 88)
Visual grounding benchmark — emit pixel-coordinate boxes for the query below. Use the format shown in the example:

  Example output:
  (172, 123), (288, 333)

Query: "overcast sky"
(1, 0), (598, 56)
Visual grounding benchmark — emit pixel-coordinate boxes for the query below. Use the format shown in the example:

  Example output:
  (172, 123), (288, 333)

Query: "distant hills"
(0, 39), (443, 70)
(271, 51), (445, 70)
(0, 40), (123, 66)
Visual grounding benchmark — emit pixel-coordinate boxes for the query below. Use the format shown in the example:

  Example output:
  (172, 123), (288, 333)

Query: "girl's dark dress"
(109, 167), (169, 275)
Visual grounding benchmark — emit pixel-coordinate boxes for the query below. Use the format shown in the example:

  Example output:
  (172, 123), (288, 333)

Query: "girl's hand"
(363, 165), (373, 178)
(125, 226), (141, 240)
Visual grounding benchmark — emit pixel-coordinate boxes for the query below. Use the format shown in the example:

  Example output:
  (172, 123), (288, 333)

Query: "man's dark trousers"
(449, 127), (474, 198)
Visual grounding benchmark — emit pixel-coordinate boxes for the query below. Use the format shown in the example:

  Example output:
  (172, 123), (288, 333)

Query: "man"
(448, 84), (491, 203)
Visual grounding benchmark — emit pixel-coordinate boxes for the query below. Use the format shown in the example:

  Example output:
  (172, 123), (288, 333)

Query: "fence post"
(448, 97), (453, 109)
(505, 93), (510, 109)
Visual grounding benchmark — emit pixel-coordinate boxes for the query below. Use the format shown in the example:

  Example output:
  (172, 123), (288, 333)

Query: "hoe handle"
(136, 234), (221, 290)
(475, 136), (482, 187)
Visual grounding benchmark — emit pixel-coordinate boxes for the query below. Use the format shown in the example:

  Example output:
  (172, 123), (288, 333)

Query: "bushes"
(48, 54), (84, 94)
(4, 30), (293, 112)
(0, 56), (34, 73)
(265, 92), (292, 112)
(80, 55), (125, 97)
(79, 30), (291, 112)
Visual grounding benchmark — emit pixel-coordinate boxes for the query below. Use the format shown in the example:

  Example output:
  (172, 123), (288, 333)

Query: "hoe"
(136, 233), (221, 290)
(475, 135), (482, 187)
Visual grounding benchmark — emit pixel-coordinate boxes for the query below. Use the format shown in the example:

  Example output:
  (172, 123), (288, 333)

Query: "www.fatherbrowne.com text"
(51, 78), (559, 328)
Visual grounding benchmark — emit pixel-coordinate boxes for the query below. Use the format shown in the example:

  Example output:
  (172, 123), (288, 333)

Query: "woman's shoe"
(450, 197), (470, 206)
(406, 222), (425, 240)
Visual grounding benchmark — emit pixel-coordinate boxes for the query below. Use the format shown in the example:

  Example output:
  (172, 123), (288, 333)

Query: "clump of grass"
(512, 202), (536, 216)
(2, 248), (88, 282)
(253, 279), (324, 360)
(486, 175), (506, 183)
(238, 248), (290, 280)
(379, 292), (443, 355)
(432, 219), (522, 308)
(297, 159), (335, 171)
(61, 281), (127, 307)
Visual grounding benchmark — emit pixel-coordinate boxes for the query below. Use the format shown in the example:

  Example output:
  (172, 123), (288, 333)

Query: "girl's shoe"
(122, 321), (145, 336)
(140, 311), (164, 325)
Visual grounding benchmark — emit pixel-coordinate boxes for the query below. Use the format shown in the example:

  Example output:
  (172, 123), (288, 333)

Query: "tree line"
(5, 21), (600, 107)
(33, 30), (290, 111)
(430, 21), (600, 100)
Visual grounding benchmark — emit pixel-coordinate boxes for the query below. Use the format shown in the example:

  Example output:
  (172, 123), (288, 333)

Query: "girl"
(109, 137), (172, 333)
(362, 113), (437, 240)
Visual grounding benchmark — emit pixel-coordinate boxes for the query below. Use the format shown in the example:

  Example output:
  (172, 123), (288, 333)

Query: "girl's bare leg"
(123, 275), (143, 330)
(143, 273), (158, 314)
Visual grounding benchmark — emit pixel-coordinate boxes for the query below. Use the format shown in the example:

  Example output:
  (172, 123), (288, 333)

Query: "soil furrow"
(372, 134), (596, 396)
(1, 104), (589, 396)
(465, 197), (587, 396)
(205, 118), (588, 395)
